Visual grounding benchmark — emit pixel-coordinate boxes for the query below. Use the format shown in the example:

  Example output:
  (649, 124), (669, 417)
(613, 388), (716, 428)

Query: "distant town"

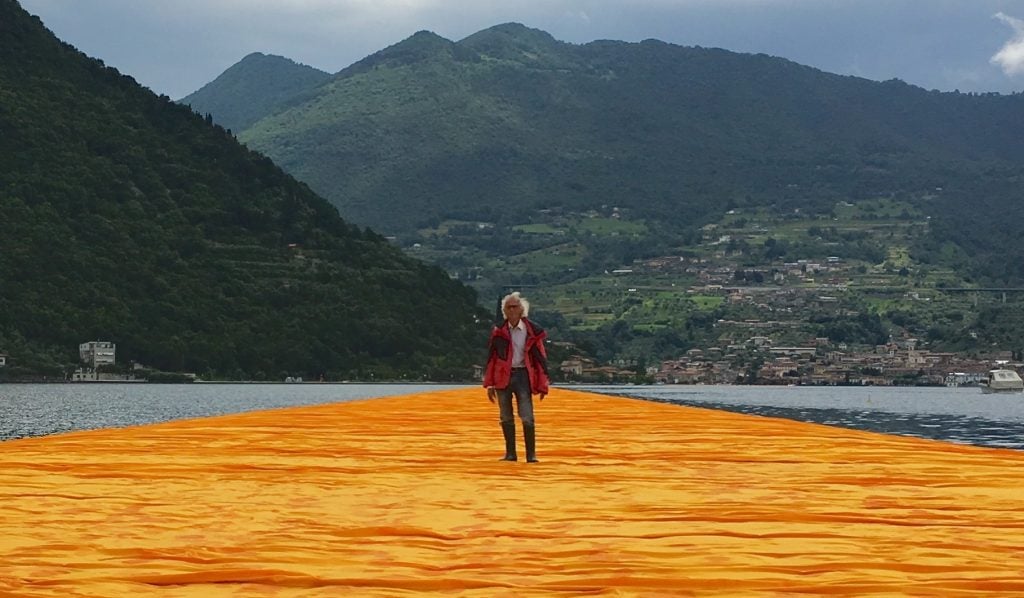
(557, 335), (1013, 387)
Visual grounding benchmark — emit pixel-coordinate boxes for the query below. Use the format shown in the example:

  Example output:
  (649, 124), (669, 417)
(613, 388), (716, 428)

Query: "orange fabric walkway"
(2, 387), (1024, 597)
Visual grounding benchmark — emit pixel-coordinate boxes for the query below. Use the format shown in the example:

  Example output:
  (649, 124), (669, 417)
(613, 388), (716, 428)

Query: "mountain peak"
(405, 29), (449, 45)
(336, 29), (479, 78)
(236, 51), (282, 64)
(465, 22), (558, 45)
(179, 52), (330, 129)
(229, 52), (317, 73)
(459, 22), (561, 58)
(238, 51), (269, 62)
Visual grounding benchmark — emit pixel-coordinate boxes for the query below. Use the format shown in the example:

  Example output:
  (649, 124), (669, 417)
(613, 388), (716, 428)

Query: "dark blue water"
(3, 384), (1023, 450)
(572, 384), (1024, 451)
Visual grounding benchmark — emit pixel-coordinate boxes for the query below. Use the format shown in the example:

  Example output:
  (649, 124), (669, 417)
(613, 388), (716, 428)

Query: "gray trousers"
(497, 368), (535, 426)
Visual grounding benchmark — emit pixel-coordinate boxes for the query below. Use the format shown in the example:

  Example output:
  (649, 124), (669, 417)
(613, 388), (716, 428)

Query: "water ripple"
(572, 385), (1024, 451)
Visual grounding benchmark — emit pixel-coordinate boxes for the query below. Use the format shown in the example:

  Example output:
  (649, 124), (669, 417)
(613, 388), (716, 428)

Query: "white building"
(0, 353), (7, 367)
(72, 368), (100, 382)
(80, 341), (115, 368)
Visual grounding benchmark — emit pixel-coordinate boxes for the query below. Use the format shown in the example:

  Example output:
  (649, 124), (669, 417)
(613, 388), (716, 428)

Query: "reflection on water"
(572, 385), (1024, 451)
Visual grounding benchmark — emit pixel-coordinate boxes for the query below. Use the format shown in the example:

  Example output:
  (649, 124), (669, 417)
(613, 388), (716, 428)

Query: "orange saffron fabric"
(2, 387), (1024, 596)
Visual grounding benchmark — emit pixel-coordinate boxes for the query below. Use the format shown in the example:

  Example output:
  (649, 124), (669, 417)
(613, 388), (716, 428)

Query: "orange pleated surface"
(3, 387), (1024, 597)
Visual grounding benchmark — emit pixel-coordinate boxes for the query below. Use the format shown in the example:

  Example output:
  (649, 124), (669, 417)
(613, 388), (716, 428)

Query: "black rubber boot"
(524, 424), (538, 463)
(500, 423), (517, 461)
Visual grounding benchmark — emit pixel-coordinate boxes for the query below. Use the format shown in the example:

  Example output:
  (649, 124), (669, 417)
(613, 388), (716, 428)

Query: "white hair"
(501, 291), (530, 317)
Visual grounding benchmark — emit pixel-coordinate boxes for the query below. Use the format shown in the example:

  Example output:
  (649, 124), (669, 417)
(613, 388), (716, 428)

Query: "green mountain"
(174, 23), (1024, 370)
(189, 24), (1024, 284)
(180, 52), (330, 133)
(0, 0), (488, 380)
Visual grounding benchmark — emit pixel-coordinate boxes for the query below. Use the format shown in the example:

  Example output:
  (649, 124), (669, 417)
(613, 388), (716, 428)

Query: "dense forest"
(0, 0), (490, 380)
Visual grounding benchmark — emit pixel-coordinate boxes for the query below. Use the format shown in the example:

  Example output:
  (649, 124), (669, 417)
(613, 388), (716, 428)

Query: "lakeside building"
(73, 340), (138, 382)
(70, 367), (140, 383)
(80, 341), (115, 368)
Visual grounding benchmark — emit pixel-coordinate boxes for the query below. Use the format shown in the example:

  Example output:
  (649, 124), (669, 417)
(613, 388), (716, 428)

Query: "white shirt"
(509, 320), (527, 367)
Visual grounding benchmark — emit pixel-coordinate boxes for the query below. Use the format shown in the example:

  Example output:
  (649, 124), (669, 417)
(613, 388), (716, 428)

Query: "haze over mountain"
(183, 23), (1024, 283)
(0, 0), (487, 378)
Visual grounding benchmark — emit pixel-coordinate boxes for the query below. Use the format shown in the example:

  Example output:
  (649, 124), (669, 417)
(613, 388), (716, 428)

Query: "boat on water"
(981, 368), (1024, 393)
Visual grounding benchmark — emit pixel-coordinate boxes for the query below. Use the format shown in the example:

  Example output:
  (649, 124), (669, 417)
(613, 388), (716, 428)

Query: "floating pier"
(3, 387), (1024, 596)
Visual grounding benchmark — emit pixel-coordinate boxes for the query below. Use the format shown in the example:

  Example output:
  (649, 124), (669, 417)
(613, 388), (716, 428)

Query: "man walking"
(484, 291), (550, 463)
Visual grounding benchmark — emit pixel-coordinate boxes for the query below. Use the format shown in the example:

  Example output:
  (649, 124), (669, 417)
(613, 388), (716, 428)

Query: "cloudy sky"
(19, 0), (1024, 100)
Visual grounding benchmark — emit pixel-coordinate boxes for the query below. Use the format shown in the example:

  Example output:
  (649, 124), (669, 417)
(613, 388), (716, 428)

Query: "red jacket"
(483, 318), (550, 394)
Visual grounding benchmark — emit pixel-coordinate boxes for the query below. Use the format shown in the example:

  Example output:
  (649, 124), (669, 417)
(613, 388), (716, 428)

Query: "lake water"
(573, 384), (1024, 451)
(0, 383), (467, 442)
(1, 383), (1022, 450)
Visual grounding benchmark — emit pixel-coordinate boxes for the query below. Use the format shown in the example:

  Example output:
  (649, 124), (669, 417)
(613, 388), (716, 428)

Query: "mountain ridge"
(219, 27), (1020, 224)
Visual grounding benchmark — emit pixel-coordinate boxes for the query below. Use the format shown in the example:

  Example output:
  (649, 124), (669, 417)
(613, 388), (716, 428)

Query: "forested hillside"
(180, 52), (330, 133)
(0, 0), (488, 379)
(189, 24), (1024, 284)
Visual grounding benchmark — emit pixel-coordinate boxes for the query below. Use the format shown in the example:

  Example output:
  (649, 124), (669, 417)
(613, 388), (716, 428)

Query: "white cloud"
(991, 12), (1024, 76)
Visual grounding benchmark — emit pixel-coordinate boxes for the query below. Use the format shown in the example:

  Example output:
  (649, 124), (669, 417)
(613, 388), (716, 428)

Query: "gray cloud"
(992, 12), (1024, 76)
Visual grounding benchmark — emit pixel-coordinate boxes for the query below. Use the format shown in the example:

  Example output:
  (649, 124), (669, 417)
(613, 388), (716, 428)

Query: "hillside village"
(572, 219), (1018, 384)
(559, 336), (1011, 386)
(552, 257), (1016, 386)
(423, 199), (1024, 386)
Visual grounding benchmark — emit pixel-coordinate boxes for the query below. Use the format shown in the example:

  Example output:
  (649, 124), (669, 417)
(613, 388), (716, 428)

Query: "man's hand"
(487, 386), (497, 403)
(539, 392), (546, 401)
